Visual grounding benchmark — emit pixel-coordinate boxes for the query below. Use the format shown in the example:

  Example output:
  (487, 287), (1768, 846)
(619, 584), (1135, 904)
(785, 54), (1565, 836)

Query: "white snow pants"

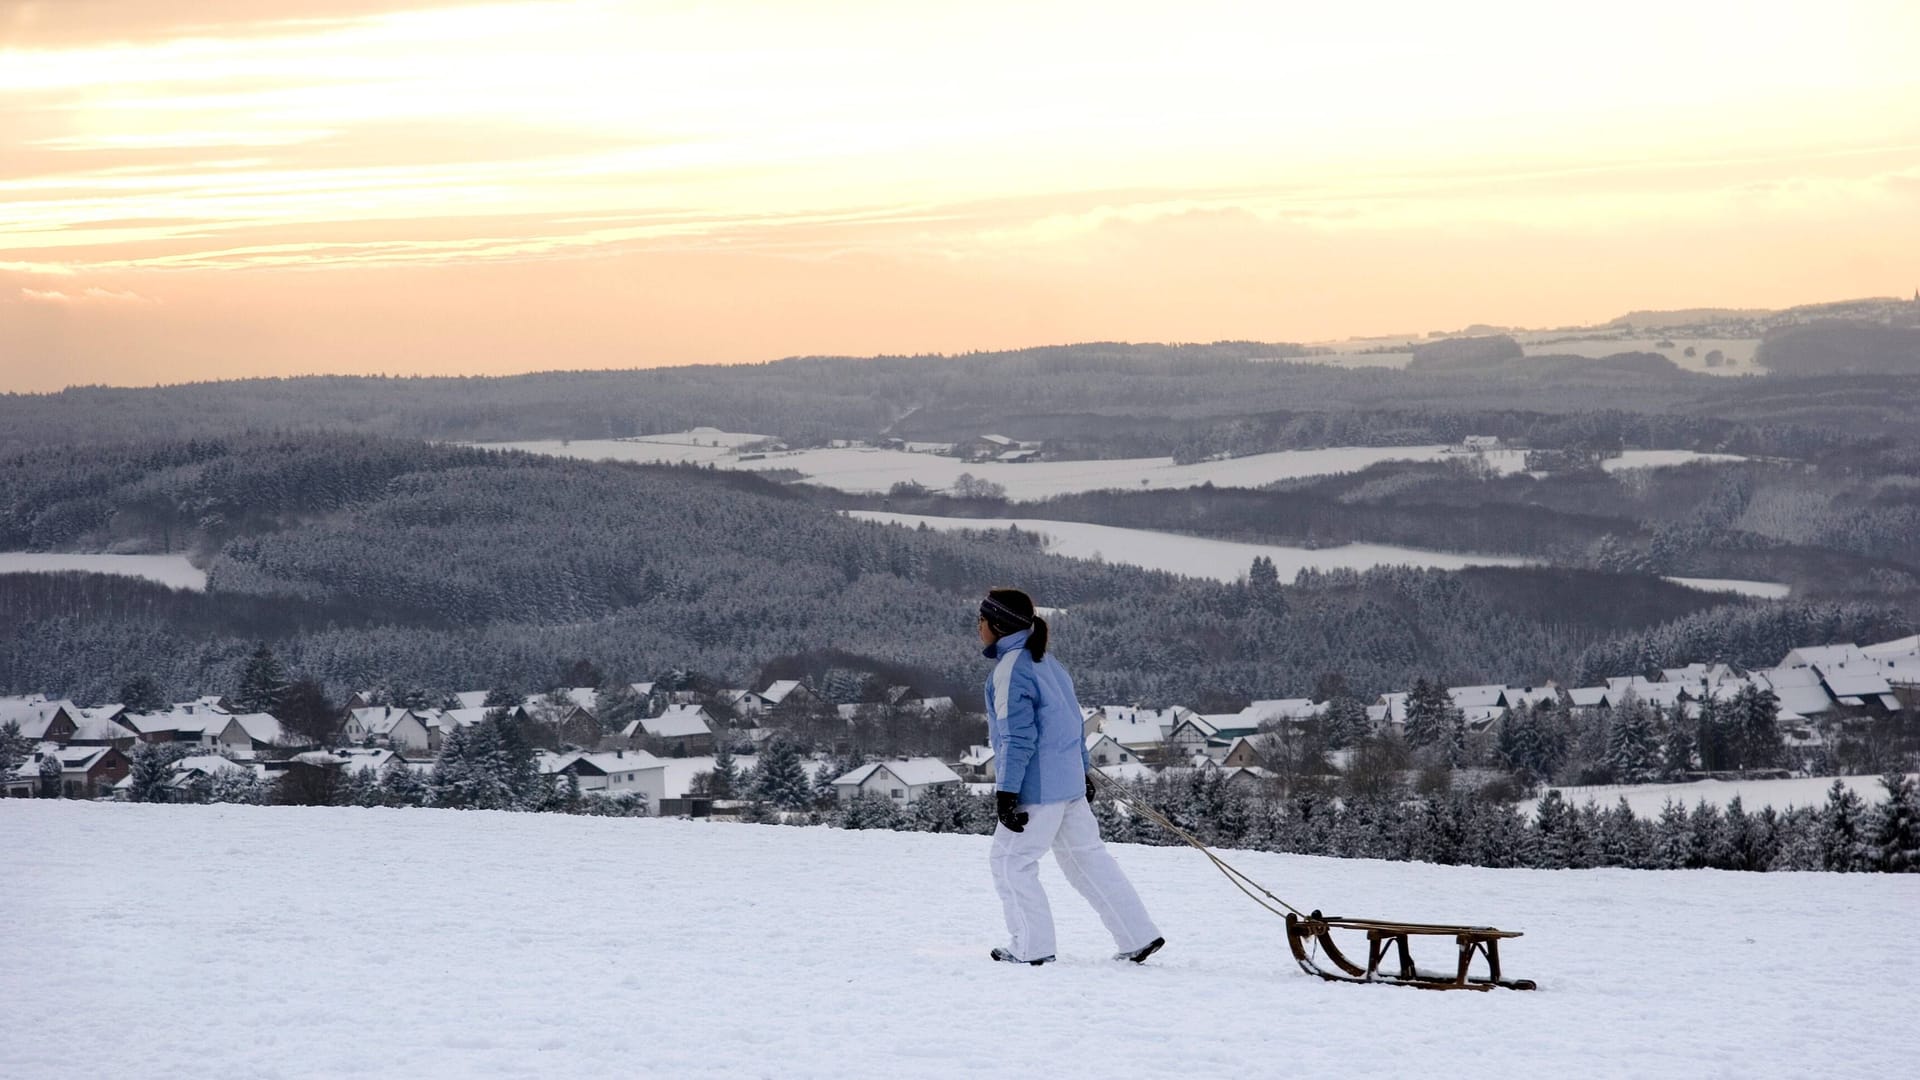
(989, 796), (1159, 961)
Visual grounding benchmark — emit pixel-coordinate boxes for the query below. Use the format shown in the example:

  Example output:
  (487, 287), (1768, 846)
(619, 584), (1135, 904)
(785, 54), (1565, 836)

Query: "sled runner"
(1284, 911), (1535, 991)
(1089, 771), (1538, 992)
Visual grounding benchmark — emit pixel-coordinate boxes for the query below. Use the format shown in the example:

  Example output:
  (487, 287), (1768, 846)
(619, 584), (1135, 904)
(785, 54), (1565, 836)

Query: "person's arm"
(994, 660), (1039, 796)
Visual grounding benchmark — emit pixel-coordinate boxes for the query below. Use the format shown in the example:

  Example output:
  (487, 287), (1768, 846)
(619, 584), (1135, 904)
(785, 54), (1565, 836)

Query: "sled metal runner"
(1285, 911), (1536, 991)
(1089, 772), (1537, 992)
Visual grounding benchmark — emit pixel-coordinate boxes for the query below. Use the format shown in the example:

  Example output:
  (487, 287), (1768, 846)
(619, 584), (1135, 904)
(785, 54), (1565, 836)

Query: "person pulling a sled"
(978, 587), (1163, 966)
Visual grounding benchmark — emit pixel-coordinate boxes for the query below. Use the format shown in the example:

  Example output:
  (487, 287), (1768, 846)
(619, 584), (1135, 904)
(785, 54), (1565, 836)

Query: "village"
(5, 634), (1915, 818)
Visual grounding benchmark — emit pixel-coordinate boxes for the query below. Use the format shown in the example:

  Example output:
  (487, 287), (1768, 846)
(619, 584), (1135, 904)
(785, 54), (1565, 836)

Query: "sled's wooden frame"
(1285, 910), (1536, 991)
(1089, 771), (1540, 992)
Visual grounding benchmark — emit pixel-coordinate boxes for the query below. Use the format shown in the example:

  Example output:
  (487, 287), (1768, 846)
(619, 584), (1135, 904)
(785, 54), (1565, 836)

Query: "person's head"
(977, 587), (1049, 659)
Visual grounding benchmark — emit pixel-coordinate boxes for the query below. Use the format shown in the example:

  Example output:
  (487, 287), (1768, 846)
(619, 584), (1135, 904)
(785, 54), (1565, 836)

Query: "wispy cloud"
(18, 284), (154, 302)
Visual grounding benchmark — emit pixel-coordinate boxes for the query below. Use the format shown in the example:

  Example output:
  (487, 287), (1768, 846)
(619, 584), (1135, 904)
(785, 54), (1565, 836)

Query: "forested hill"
(1, 434), (1907, 707)
(0, 339), (1850, 455)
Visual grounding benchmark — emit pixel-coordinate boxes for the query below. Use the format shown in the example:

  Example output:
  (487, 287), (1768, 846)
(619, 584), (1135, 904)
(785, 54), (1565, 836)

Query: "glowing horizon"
(2, 0), (1917, 393)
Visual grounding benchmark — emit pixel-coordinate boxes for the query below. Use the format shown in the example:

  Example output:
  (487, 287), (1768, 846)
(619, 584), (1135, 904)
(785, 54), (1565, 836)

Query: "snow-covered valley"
(5, 801), (1913, 1079)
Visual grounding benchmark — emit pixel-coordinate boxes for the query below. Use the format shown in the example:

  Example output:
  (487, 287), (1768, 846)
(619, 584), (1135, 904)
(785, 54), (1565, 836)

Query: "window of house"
(890, 788), (904, 799)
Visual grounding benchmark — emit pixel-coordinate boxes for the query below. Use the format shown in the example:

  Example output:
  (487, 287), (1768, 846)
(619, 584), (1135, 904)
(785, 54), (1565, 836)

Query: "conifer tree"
(38, 751), (64, 798)
(206, 768), (266, 805)
(1870, 772), (1918, 872)
(126, 741), (173, 803)
(751, 737), (812, 810)
(117, 674), (167, 714)
(1731, 685), (1781, 770)
(1604, 702), (1660, 783)
(1402, 678), (1451, 749)
(235, 642), (290, 714)
(1650, 800), (1691, 869)
(1529, 790), (1573, 868)
(1660, 703), (1696, 779)
(709, 737), (738, 799)
(1820, 780), (1868, 872)
(0, 720), (30, 780)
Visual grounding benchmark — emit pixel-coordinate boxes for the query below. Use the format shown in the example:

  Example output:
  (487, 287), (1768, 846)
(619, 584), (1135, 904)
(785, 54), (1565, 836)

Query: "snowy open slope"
(853, 510), (1533, 581)
(0, 552), (206, 590)
(1520, 774), (1912, 818)
(6, 803), (1915, 1079)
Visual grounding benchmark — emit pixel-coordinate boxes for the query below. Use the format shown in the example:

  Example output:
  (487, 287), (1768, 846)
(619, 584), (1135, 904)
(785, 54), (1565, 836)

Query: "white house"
(344, 706), (434, 753)
(1083, 733), (1136, 769)
(622, 704), (715, 754)
(957, 745), (996, 782)
(555, 749), (665, 803)
(832, 759), (962, 804)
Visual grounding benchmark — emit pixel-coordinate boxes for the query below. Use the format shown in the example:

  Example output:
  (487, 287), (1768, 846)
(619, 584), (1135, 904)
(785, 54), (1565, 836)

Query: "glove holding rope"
(995, 791), (1028, 832)
(1086, 772), (1097, 802)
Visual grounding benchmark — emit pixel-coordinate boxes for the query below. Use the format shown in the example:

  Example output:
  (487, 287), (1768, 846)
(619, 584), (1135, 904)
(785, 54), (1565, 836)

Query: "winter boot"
(1115, 937), (1165, 964)
(990, 947), (1054, 966)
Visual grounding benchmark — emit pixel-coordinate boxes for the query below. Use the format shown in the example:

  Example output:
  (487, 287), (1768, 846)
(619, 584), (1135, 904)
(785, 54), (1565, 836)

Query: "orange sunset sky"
(2, 0), (1917, 394)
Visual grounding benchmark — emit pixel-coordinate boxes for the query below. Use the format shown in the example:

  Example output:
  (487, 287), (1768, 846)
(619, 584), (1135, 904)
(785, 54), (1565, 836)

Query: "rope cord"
(1090, 769), (1308, 920)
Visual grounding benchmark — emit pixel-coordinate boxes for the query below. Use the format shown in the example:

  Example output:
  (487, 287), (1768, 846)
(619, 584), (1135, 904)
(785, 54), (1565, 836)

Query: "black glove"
(1086, 773), (1097, 802)
(995, 791), (1028, 832)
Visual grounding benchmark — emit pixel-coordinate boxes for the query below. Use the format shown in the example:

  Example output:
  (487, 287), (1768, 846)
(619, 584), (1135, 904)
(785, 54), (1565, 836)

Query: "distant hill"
(1406, 334), (1524, 372)
(1757, 320), (1920, 376)
(1607, 308), (1771, 329)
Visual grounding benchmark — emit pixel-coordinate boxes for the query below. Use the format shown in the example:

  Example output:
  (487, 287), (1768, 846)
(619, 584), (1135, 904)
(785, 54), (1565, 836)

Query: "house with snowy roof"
(1166, 714), (1264, 759)
(957, 744), (996, 782)
(0, 698), (83, 744)
(343, 706), (434, 753)
(1753, 667), (1833, 718)
(758, 680), (819, 712)
(1084, 733), (1139, 770)
(554, 748), (665, 801)
(831, 758), (962, 804)
(622, 704), (715, 755)
(1099, 717), (1169, 757)
(4, 744), (129, 798)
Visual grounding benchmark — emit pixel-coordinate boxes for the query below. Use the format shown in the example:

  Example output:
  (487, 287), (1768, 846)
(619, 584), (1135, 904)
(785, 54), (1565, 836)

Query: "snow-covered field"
(852, 511), (1533, 581)
(478, 440), (1462, 497)
(480, 438), (1751, 499)
(0, 552), (205, 590)
(5, 802), (1914, 1079)
(1664, 576), (1792, 599)
(1521, 774), (1911, 819)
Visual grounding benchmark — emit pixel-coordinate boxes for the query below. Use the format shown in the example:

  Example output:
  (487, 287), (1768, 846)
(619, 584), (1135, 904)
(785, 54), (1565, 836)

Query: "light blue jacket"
(984, 628), (1093, 805)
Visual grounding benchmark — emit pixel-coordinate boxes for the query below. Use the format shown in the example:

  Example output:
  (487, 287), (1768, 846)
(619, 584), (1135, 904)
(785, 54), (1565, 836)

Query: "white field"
(1290, 336), (1761, 376)
(853, 511), (1533, 582)
(1664, 577), (1792, 600)
(5, 801), (1914, 1079)
(480, 440), (1749, 499)
(0, 552), (205, 590)
(1520, 774), (1913, 819)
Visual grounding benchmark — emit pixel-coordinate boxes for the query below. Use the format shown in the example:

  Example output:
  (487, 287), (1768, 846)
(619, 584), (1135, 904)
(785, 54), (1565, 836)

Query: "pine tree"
(1731, 685), (1781, 771)
(1402, 678), (1451, 749)
(1694, 696), (1730, 772)
(1529, 790), (1573, 868)
(481, 709), (540, 809)
(1820, 780), (1869, 872)
(235, 642), (290, 714)
(1604, 702), (1661, 783)
(430, 724), (477, 808)
(1598, 797), (1641, 868)
(0, 720), (30, 780)
(335, 767), (380, 808)
(1660, 703), (1696, 779)
(836, 791), (901, 829)
(1650, 800), (1690, 869)
(1321, 695), (1371, 749)
(709, 738), (738, 799)
(126, 741), (173, 803)
(118, 674), (167, 713)
(1870, 773), (1919, 872)
(206, 768), (265, 805)
(38, 751), (64, 798)
(751, 737), (812, 811)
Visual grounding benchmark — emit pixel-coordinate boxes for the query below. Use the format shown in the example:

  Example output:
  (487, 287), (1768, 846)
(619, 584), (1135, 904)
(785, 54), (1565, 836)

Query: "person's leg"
(1050, 797), (1161, 953)
(988, 799), (1067, 961)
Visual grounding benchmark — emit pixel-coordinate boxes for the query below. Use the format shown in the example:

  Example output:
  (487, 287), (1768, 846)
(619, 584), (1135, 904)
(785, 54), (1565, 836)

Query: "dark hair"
(984, 587), (1048, 660)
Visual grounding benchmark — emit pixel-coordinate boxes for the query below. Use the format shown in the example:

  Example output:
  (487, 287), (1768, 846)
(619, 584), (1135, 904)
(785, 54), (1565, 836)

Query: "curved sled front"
(1285, 911), (1538, 991)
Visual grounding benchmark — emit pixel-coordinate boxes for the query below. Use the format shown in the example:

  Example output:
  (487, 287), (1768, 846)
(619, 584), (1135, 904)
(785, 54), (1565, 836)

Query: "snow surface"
(852, 511), (1533, 582)
(6, 801), (1915, 1079)
(0, 552), (206, 590)
(1519, 774), (1914, 819)
(1664, 576), (1792, 599)
(481, 440), (1753, 499)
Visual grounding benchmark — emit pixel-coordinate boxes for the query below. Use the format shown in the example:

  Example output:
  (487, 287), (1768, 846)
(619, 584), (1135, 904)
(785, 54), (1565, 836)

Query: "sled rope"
(1089, 770), (1307, 919)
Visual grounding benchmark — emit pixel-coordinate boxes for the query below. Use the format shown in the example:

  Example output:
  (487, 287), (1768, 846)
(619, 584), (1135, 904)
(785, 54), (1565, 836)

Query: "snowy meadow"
(5, 801), (1915, 1080)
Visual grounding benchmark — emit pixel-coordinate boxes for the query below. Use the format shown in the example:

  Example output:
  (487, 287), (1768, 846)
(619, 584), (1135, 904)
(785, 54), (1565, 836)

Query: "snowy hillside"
(6, 802), (1915, 1079)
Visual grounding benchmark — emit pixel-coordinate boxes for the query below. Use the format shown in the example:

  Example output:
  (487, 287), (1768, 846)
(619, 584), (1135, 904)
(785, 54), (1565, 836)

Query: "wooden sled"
(1285, 911), (1537, 991)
